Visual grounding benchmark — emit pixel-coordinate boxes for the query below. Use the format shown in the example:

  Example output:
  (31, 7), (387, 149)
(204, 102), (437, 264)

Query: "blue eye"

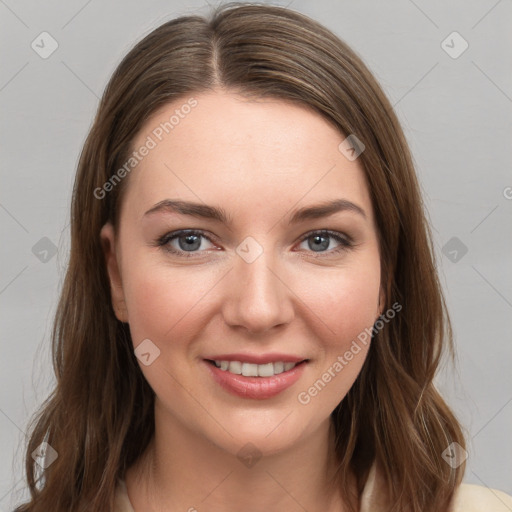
(155, 229), (352, 258)
(157, 230), (216, 256)
(297, 230), (352, 255)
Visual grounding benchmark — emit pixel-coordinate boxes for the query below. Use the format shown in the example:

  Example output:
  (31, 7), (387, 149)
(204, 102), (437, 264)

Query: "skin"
(101, 89), (384, 511)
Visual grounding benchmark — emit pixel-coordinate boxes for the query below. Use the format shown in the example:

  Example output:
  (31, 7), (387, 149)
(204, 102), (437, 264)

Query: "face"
(101, 90), (383, 458)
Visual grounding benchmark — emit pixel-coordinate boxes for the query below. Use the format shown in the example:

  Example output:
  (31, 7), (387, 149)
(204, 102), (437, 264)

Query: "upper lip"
(204, 353), (308, 364)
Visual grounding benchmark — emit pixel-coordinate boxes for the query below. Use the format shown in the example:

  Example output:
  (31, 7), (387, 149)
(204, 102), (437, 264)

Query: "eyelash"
(154, 229), (353, 259)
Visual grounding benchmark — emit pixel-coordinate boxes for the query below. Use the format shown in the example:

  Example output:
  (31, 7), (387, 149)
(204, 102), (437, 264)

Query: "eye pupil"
(179, 234), (201, 251)
(309, 234), (329, 252)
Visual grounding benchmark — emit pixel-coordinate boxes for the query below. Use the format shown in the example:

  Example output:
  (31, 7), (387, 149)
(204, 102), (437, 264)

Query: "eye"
(154, 229), (353, 258)
(296, 230), (353, 256)
(156, 229), (217, 257)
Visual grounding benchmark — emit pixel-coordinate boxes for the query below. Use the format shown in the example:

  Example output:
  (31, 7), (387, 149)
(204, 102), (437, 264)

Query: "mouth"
(203, 358), (309, 400)
(204, 358), (308, 377)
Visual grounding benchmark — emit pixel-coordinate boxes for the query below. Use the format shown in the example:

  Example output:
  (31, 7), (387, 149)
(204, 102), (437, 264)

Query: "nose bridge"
(222, 238), (293, 333)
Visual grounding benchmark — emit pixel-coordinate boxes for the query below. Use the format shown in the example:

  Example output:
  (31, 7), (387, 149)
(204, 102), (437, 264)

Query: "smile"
(204, 359), (308, 400)
(210, 359), (300, 377)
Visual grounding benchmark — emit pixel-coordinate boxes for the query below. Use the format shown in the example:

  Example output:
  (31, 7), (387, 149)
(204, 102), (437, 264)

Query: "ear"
(100, 222), (129, 323)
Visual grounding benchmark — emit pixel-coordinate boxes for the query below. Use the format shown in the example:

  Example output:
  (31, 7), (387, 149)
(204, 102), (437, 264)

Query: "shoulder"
(114, 474), (512, 512)
(361, 462), (512, 512)
(450, 483), (512, 511)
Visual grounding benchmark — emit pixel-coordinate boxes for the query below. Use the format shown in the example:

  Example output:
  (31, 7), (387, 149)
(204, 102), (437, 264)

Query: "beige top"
(114, 462), (512, 511)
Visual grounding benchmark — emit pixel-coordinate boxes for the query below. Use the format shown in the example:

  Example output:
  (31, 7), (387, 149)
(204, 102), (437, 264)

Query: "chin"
(205, 414), (315, 460)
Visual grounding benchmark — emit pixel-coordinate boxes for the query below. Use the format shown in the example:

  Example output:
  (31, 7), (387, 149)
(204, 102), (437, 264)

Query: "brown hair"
(16, 3), (466, 511)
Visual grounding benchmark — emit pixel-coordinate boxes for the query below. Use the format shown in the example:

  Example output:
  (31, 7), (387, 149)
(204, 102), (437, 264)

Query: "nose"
(221, 248), (294, 334)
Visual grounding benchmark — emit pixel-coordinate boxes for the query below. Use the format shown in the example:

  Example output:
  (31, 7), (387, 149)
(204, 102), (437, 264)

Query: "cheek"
(293, 264), (379, 411)
(122, 262), (210, 346)
(333, 273), (380, 340)
(294, 259), (381, 349)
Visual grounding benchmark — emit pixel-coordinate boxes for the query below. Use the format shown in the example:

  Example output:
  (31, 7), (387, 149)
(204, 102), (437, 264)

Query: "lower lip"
(204, 360), (307, 400)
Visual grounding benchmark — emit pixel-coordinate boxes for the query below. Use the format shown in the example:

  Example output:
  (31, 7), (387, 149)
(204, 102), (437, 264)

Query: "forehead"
(122, 90), (374, 225)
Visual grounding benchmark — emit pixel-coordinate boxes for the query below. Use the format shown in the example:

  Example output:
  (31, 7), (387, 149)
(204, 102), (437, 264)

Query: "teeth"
(228, 360), (242, 374)
(273, 361), (284, 374)
(257, 362), (274, 377)
(242, 362), (259, 377)
(213, 360), (300, 377)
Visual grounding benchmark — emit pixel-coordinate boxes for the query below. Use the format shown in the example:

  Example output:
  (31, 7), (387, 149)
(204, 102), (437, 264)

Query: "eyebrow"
(143, 198), (367, 224)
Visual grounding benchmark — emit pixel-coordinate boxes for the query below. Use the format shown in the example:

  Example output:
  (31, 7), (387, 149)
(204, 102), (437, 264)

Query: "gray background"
(1, 0), (511, 509)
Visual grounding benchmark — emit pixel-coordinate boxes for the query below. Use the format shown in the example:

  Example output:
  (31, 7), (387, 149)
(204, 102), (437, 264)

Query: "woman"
(15, 3), (512, 511)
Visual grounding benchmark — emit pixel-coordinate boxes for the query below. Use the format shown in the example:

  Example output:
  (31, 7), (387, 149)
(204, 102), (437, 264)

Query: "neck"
(126, 403), (355, 511)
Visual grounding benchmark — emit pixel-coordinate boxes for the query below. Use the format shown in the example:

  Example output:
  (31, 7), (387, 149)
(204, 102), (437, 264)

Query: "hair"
(15, 3), (466, 511)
